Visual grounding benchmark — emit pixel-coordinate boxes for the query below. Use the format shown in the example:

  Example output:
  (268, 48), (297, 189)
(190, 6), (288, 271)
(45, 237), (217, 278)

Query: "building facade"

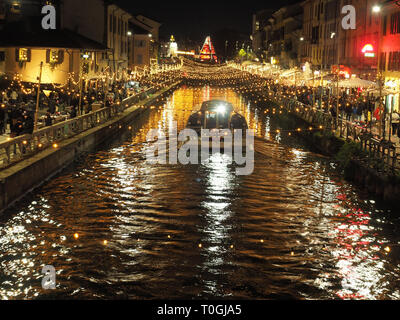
(0, 0), (163, 87)
(380, 0), (400, 112)
(337, 0), (380, 79)
(0, 0), (108, 86)
(262, 4), (303, 68)
(251, 10), (273, 59)
(300, 0), (340, 71)
(128, 15), (161, 69)
(106, 4), (132, 78)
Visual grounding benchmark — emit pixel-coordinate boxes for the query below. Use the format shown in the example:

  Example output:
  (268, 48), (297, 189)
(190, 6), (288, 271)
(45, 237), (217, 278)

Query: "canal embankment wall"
(295, 117), (400, 205)
(0, 82), (181, 214)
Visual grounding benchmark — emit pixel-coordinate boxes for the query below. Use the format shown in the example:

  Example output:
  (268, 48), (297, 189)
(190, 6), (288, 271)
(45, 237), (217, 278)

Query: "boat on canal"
(185, 100), (248, 151)
(186, 99), (247, 132)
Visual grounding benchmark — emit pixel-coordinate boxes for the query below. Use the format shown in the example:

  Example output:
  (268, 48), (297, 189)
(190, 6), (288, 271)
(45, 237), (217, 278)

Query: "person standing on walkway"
(22, 113), (34, 135)
(45, 111), (53, 127)
(345, 103), (352, 121)
(392, 111), (400, 137)
(1, 91), (8, 103)
(70, 105), (77, 119)
(10, 90), (18, 104)
(0, 107), (4, 134)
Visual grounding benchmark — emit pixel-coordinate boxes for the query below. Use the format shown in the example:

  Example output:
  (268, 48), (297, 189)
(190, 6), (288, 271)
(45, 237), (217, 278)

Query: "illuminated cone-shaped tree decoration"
(200, 36), (218, 62)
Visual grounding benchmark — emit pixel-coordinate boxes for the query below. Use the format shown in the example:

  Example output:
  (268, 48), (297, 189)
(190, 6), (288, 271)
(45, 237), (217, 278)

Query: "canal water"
(1, 85), (400, 300)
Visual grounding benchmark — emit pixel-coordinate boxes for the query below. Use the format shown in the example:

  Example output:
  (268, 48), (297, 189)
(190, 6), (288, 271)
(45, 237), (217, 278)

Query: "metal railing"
(254, 88), (399, 175)
(0, 103), (123, 169)
(0, 81), (179, 170)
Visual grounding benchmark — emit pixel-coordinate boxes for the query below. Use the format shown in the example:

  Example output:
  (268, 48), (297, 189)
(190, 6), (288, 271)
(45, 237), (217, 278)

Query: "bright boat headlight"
(217, 104), (226, 114)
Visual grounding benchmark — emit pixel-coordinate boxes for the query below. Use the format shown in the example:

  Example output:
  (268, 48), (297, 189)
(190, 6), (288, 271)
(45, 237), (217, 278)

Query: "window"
(137, 54), (143, 64)
(380, 52), (387, 71)
(311, 26), (319, 44)
(10, 3), (21, 13)
(390, 12), (400, 34)
(0, 2), (5, 17)
(388, 51), (400, 71)
(0, 51), (4, 61)
(15, 48), (31, 62)
(383, 15), (387, 36)
(69, 52), (74, 72)
(135, 40), (145, 47)
(46, 49), (64, 64)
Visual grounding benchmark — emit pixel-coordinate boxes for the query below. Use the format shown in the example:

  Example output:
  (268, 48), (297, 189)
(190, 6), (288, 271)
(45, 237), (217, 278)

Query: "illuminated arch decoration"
(199, 36), (218, 63)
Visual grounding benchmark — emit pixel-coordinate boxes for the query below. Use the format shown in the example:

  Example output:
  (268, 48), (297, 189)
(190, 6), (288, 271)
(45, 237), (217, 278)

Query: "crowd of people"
(270, 82), (400, 138)
(0, 81), (131, 138)
(0, 67), (182, 141)
(182, 61), (400, 141)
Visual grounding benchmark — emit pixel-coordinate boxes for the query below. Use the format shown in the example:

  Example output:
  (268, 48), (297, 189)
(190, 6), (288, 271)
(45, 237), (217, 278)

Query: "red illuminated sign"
(361, 44), (375, 57)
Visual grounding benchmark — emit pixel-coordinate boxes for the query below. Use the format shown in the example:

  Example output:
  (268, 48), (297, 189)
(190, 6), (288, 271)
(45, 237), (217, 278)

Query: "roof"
(128, 22), (150, 35)
(200, 100), (234, 112)
(136, 15), (161, 27)
(0, 21), (107, 50)
(130, 17), (153, 32)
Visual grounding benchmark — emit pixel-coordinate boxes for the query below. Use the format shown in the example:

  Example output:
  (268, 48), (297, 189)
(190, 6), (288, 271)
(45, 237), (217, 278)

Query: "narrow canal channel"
(1, 85), (399, 299)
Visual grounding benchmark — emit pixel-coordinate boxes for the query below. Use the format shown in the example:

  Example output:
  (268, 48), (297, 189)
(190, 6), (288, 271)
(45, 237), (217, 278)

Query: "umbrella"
(337, 78), (378, 88)
(365, 87), (400, 95)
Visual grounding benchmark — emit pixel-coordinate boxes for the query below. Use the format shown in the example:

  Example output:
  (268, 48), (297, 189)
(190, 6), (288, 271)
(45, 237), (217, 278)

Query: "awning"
(366, 87), (400, 95)
(279, 69), (299, 78)
(337, 78), (378, 88)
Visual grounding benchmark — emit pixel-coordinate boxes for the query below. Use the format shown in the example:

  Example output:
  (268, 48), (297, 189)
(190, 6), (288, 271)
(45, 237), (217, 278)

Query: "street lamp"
(372, 4), (385, 139)
(372, 5), (381, 13)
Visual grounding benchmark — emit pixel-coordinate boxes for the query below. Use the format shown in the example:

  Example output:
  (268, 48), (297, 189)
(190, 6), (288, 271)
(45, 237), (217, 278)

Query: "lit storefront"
(384, 79), (400, 113)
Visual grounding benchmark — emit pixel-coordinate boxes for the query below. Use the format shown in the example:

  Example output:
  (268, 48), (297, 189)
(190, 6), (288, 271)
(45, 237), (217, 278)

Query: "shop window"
(15, 48), (31, 62)
(135, 40), (145, 47)
(46, 49), (64, 64)
(10, 3), (21, 14)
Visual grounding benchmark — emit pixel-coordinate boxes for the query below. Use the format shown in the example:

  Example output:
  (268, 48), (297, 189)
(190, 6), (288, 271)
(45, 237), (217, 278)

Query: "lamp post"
(34, 61), (43, 131)
(372, 4), (385, 139)
(79, 52), (90, 116)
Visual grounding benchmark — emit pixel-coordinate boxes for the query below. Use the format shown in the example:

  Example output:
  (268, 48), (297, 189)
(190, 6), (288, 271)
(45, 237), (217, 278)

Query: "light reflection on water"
(0, 86), (399, 299)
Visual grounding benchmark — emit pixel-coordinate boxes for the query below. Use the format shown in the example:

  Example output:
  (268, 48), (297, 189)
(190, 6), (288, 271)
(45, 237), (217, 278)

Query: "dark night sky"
(114, 0), (300, 42)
